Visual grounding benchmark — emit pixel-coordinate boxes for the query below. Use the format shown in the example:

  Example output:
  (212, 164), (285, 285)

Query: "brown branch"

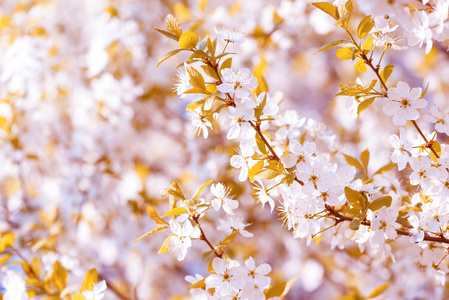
(249, 121), (305, 186)
(325, 204), (449, 245)
(358, 46), (440, 159)
(192, 216), (222, 258)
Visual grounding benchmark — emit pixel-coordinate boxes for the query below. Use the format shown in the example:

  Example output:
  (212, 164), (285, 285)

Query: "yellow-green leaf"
(194, 179), (213, 198)
(163, 207), (188, 218)
(134, 225), (169, 243)
(368, 196), (392, 211)
(220, 57), (232, 71)
(255, 133), (267, 154)
(357, 15), (374, 39)
(201, 250), (214, 261)
(265, 282), (287, 298)
(430, 140), (441, 163)
(158, 237), (170, 254)
(0, 253), (12, 265)
(362, 37), (374, 53)
(186, 65), (206, 89)
(373, 162), (396, 175)
(336, 48), (355, 60)
(361, 149), (369, 170)
(354, 60), (367, 73)
(147, 206), (168, 225)
(186, 99), (206, 110)
(312, 2), (339, 20)
(357, 97), (375, 120)
(73, 293), (86, 300)
(179, 31), (199, 49)
(188, 278), (206, 289)
(315, 39), (346, 54)
(349, 216), (361, 230)
(201, 65), (218, 80)
(50, 261), (67, 291)
(255, 168), (281, 180)
(81, 269), (99, 292)
(421, 82), (429, 99)
(380, 65), (394, 84)
(0, 233), (14, 252)
(248, 161), (265, 183)
(154, 28), (178, 41)
(368, 282), (390, 298)
(222, 230), (239, 245)
(165, 14), (182, 38)
(345, 186), (362, 210)
(343, 154), (364, 170)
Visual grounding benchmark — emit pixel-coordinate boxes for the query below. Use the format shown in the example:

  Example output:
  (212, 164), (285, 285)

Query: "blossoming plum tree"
(144, 1), (449, 298)
(2, 0), (449, 299)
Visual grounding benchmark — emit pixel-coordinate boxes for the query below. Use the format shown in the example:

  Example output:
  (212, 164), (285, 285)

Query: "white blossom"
(82, 280), (107, 300)
(214, 26), (246, 44)
(389, 127), (412, 170)
(217, 68), (258, 98)
(210, 183), (239, 215)
(381, 81), (427, 126)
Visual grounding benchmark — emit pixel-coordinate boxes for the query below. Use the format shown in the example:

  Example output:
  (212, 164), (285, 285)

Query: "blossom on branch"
(381, 81), (427, 126)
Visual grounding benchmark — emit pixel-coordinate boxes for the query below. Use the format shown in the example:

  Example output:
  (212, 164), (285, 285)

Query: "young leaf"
(179, 31), (199, 49)
(361, 149), (369, 170)
(421, 82), (429, 99)
(162, 207), (188, 218)
(368, 196), (392, 212)
(194, 179), (213, 198)
(134, 225), (169, 243)
(315, 39), (346, 54)
(222, 230), (239, 245)
(201, 65), (219, 80)
(158, 237), (170, 254)
(73, 293), (86, 300)
(362, 37), (374, 53)
(368, 282), (390, 298)
(349, 216), (361, 230)
(0, 233), (14, 252)
(169, 181), (186, 200)
(206, 37), (216, 57)
(312, 2), (339, 20)
(147, 206), (168, 225)
(255, 133), (267, 154)
(186, 65), (206, 89)
(357, 97), (375, 119)
(189, 49), (209, 60)
(336, 48), (355, 60)
(354, 59), (367, 73)
(188, 278), (206, 289)
(357, 15), (374, 39)
(201, 251), (214, 262)
(255, 168), (281, 180)
(186, 99), (206, 110)
(0, 253), (12, 265)
(265, 282), (287, 298)
(343, 154), (364, 170)
(50, 261), (68, 291)
(345, 186), (362, 210)
(154, 28), (178, 41)
(220, 57), (232, 71)
(430, 140), (442, 163)
(248, 161), (265, 183)
(81, 269), (99, 292)
(380, 65), (394, 84)
(164, 14), (182, 38)
(373, 162), (396, 175)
